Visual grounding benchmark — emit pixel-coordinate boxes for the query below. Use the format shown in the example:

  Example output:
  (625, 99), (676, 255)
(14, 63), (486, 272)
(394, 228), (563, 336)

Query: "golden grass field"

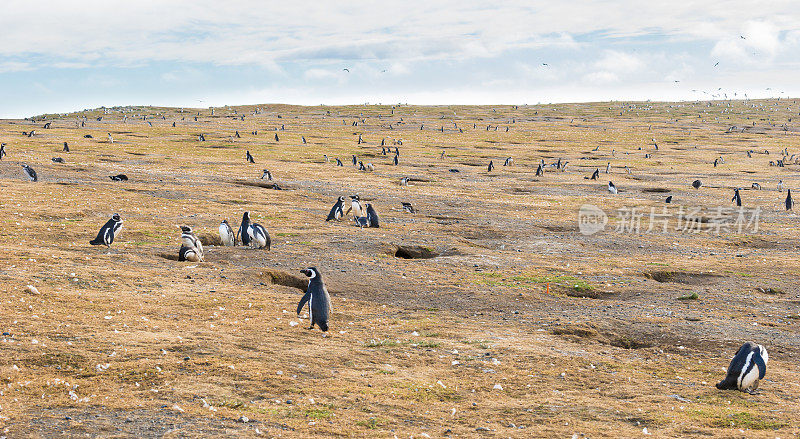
(1, 100), (799, 438)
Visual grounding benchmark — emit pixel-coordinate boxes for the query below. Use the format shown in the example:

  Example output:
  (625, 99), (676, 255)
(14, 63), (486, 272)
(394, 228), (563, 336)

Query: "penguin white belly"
(219, 225), (234, 246)
(249, 226), (266, 248)
(739, 363), (760, 390)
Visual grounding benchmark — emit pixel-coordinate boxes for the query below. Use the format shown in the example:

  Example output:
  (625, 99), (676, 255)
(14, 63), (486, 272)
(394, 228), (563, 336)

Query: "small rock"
(24, 285), (40, 295)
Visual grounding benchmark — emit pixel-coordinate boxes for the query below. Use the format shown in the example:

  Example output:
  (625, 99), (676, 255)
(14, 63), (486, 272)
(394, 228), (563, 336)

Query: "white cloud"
(0, 61), (31, 73)
(1, 1), (798, 70)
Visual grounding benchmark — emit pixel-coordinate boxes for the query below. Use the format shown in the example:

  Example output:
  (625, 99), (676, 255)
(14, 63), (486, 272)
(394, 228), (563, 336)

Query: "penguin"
(535, 163), (544, 176)
(178, 225), (204, 262)
(352, 155), (357, 166)
(0, 143), (5, 160)
(504, 157), (514, 166)
(219, 220), (235, 246)
(713, 158), (718, 167)
(605, 162), (610, 173)
(237, 211), (254, 246)
(274, 133), (279, 142)
(51, 157), (65, 163)
(21, 164), (37, 182)
(732, 188), (742, 206)
(63, 142), (69, 152)
(608, 181), (617, 194)
(358, 161), (366, 171)
(786, 189), (794, 211)
(393, 154), (399, 166)
(354, 216), (369, 228)
(235, 130), (241, 138)
(248, 221), (271, 250)
(107, 133), (114, 143)
(365, 203), (380, 228)
(89, 213), (123, 248)
(590, 168), (599, 180)
(345, 195), (364, 218)
(297, 267), (331, 332)
(440, 151), (445, 160)
(751, 183), (761, 190)
(336, 158), (343, 166)
(665, 195), (672, 203)
(777, 180), (784, 192)
(302, 136), (307, 144)
(326, 196), (346, 221)
(109, 174), (128, 181)
(246, 150), (255, 163)
(692, 179), (702, 189)
(401, 202), (416, 214)
(556, 158), (562, 170)
(716, 342), (768, 394)
(365, 163), (374, 172)
(488, 160), (494, 172)
(261, 169), (272, 180)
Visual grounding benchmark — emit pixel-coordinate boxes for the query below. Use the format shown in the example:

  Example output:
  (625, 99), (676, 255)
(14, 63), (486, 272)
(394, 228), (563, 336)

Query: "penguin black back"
(716, 342), (768, 393)
(89, 213), (123, 248)
(326, 196), (346, 221)
(298, 267), (331, 332)
(787, 189), (794, 211)
(366, 203), (380, 228)
(238, 211), (252, 246)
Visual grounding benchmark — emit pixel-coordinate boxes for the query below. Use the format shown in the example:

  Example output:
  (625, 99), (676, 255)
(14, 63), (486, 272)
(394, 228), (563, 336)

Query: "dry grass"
(0, 100), (799, 437)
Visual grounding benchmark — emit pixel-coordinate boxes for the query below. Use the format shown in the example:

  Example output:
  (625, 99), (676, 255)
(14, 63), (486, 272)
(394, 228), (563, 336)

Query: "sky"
(1, 1), (799, 118)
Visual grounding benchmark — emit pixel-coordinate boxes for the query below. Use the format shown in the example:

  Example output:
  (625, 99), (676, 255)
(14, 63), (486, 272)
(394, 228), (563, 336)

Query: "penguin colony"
(3, 102), (796, 386)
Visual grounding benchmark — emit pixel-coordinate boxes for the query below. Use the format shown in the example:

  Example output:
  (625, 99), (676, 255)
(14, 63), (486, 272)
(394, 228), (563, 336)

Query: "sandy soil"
(0, 100), (799, 438)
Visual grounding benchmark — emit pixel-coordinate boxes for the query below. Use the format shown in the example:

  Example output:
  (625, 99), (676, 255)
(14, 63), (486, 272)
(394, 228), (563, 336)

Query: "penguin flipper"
(754, 354), (767, 380)
(297, 291), (311, 315)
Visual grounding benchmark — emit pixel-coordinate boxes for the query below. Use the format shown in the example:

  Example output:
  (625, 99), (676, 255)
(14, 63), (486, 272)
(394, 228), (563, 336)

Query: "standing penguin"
(237, 211), (254, 246)
(326, 196), (346, 221)
(345, 195), (364, 218)
(89, 213), (123, 248)
(605, 162), (611, 173)
(393, 154), (399, 166)
(488, 160), (494, 172)
(352, 155), (357, 166)
(365, 203), (380, 228)
(248, 221), (271, 250)
(778, 180), (784, 192)
(535, 163), (543, 176)
(21, 164), (38, 182)
(219, 220), (235, 246)
(336, 158), (343, 166)
(732, 188), (742, 207)
(261, 169), (273, 180)
(297, 267), (331, 332)
(665, 195), (673, 203)
(716, 342), (768, 394)
(246, 150), (255, 163)
(0, 143), (5, 159)
(590, 168), (599, 180)
(178, 225), (204, 262)
(63, 142), (69, 152)
(786, 189), (794, 211)
(608, 181), (617, 194)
